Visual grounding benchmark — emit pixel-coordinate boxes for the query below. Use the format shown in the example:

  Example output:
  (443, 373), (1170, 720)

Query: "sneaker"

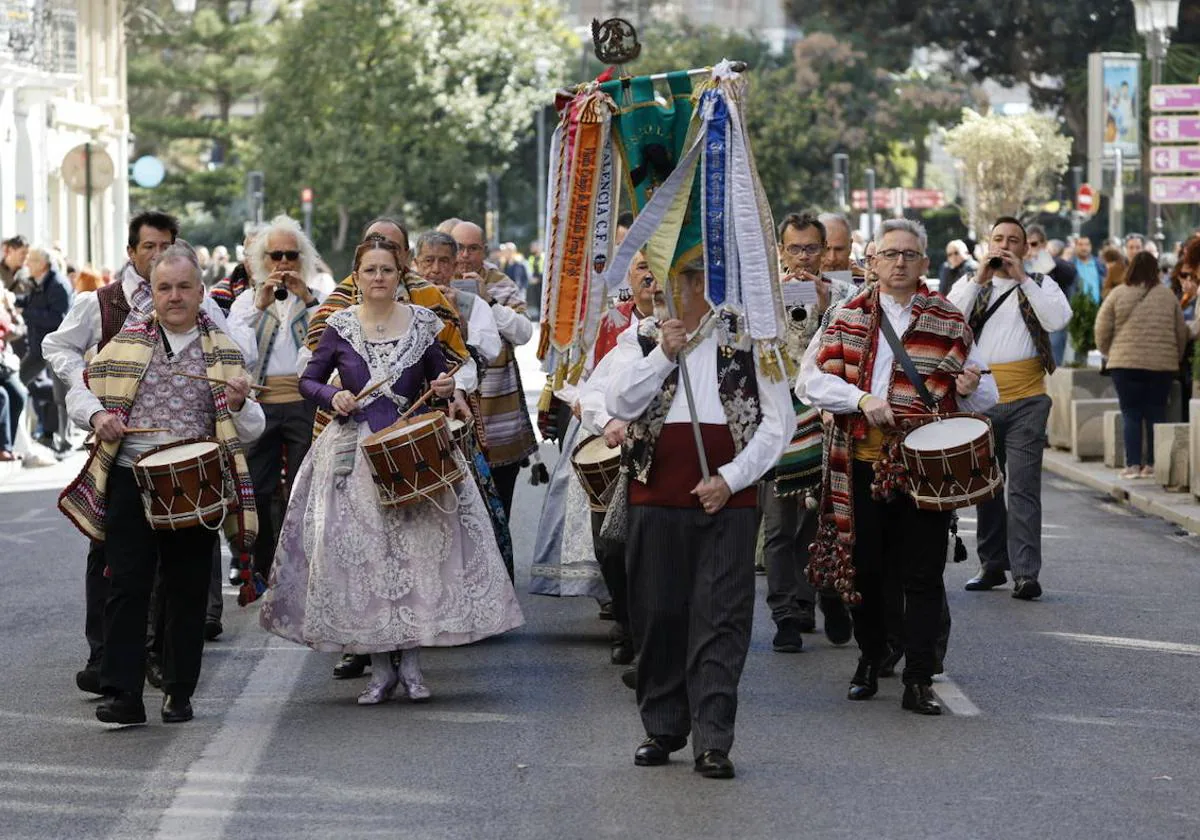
(1139, 465), (1155, 479)
(21, 451), (56, 468)
(1120, 466), (1140, 479)
(1012, 577), (1043, 601)
(771, 618), (804, 653)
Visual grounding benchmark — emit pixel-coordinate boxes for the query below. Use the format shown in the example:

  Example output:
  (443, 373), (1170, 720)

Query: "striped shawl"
(58, 311), (258, 554)
(808, 285), (971, 604)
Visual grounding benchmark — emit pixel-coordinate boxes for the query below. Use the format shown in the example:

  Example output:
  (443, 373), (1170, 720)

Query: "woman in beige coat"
(1095, 251), (1189, 478)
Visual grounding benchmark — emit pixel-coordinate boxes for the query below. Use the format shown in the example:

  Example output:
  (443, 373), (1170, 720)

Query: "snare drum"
(571, 435), (622, 512)
(361, 411), (464, 507)
(132, 438), (231, 530)
(898, 414), (1003, 512)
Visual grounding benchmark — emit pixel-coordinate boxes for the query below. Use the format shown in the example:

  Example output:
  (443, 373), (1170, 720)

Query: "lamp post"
(1133, 0), (1181, 248)
(534, 57), (553, 244)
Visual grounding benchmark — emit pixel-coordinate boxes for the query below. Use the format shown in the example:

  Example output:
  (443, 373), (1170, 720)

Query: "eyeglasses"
(359, 266), (398, 278)
(784, 244), (824, 257)
(267, 250), (300, 261)
(877, 249), (925, 263)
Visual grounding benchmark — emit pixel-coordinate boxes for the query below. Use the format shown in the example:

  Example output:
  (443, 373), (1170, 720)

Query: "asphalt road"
(1, 452), (1199, 840)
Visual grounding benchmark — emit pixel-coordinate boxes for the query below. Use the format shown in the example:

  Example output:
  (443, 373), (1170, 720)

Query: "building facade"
(0, 0), (129, 271)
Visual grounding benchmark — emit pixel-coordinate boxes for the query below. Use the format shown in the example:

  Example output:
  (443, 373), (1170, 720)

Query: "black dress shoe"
(161, 694), (194, 723)
(634, 735), (687, 766)
(964, 567), (1007, 591)
(847, 657), (880, 701)
(693, 749), (735, 779)
(878, 645), (904, 679)
(204, 620), (223, 641)
(76, 666), (103, 695)
(1012, 577), (1043, 600)
(145, 656), (164, 690)
(333, 653), (369, 679)
(819, 593), (853, 645)
(771, 618), (804, 653)
(901, 683), (942, 716)
(621, 665), (637, 690)
(96, 692), (146, 726)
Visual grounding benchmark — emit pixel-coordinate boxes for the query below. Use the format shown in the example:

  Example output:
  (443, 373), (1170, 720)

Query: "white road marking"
(0, 708), (105, 728)
(408, 710), (523, 724)
(1042, 632), (1200, 657)
(931, 674), (981, 717)
(152, 637), (307, 839)
(0, 526), (57, 545)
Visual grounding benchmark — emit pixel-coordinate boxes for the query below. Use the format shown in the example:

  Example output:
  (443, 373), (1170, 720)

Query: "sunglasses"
(267, 250), (300, 261)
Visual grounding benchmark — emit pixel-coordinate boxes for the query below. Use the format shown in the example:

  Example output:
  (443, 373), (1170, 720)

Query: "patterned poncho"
(807, 284), (972, 604)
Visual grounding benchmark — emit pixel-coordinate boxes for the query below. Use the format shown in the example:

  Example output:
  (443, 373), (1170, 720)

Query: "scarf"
(807, 285), (970, 605)
(252, 294), (311, 385)
(59, 310), (259, 564)
(968, 272), (1056, 374)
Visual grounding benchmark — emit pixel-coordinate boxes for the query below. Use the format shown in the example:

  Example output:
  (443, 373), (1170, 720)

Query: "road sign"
(1077, 183), (1097, 214)
(1151, 146), (1200, 173)
(1151, 84), (1200, 112)
(1151, 176), (1200, 204)
(1150, 116), (1200, 143)
(904, 189), (946, 210)
(61, 143), (115, 195)
(850, 188), (945, 211)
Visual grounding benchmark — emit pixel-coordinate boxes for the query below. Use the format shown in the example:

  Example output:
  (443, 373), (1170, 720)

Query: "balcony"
(0, 0), (78, 79)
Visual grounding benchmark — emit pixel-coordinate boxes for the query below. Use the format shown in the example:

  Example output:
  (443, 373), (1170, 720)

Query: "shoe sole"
(772, 644), (803, 653)
(824, 627), (853, 646)
(901, 698), (943, 716)
(162, 714), (193, 723)
(847, 687), (878, 701)
(96, 712), (147, 726)
(634, 755), (669, 767)
(695, 766), (735, 779)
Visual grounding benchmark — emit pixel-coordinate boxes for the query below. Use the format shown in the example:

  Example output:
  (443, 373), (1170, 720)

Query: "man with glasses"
(799, 219), (996, 715)
(1025, 224), (1077, 365)
(948, 217), (1072, 602)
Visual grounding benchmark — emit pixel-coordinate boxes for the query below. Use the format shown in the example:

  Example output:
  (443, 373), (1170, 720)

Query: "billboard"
(1088, 52), (1142, 188)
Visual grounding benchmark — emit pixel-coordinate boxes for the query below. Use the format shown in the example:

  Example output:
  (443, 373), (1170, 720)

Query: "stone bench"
(1155, 423), (1191, 491)
(1047, 368), (1116, 450)
(1103, 410), (1125, 468)
(1071, 398), (1120, 461)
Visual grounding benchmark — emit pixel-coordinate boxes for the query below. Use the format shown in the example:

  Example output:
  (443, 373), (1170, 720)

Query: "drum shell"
(898, 414), (1004, 512)
(570, 435), (622, 512)
(362, 411), (464, 507)
(447, 418), (471, 459)
(131, 437), (231, 530)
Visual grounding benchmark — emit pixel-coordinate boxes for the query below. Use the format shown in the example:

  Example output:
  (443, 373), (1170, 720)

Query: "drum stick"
(394, 363), (463, 421)
(173, 372), (271, 392)
(123, 427), (171, 435)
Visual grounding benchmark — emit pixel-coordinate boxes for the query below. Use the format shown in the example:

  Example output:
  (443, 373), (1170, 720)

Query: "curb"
(1043, 451), (1200, 534)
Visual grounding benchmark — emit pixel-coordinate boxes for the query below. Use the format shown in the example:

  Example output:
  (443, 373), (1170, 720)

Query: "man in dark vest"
(44, 211), (256, 695)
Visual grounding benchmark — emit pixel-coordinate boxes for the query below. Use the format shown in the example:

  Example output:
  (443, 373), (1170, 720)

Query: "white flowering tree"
(943, 108), (1072, 230)
(258, 0), (573, 250)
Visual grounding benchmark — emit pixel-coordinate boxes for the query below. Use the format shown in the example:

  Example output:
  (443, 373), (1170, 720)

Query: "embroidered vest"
(125, 337), (215, 443)
(968, 273), (1057, 374)
(625, 332), (763, 486)
(97, 282), (132, 351)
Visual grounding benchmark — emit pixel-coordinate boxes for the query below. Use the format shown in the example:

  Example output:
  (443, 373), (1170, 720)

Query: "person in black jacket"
(17, 247), (73, 453)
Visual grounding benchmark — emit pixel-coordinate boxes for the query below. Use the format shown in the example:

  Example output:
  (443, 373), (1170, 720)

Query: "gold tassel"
(566, 353), (586, 386)
(537, 382), (554, 413)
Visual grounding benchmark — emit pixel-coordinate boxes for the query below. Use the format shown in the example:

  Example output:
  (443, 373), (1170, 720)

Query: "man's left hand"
(691, 475), (732, 516)
(448, 390), (472, 422)
(226, 374), (251, 411)
(955, 364), (982, 397)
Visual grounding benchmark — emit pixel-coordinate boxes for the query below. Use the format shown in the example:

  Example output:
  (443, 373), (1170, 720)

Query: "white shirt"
(464, 295), (502, 363)
(491, 299), (533, 346)
(605, 325), (796, 495)
(946, 273), (1072, 365)
(798, 292), (999, 415)
(228, 286), (329, 378)
(579, 308), (644, 434)
(65, 324), (265, 448)
(44, 267), (258, 421)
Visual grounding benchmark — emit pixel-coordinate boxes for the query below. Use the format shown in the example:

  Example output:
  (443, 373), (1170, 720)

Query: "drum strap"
(878, 313), (937, 409)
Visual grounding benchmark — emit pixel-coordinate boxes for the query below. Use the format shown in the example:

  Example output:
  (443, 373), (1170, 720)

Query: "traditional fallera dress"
(259, 305), (524, 652)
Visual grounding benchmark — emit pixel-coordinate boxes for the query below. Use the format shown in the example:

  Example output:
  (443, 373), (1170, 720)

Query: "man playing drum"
(58, 245), (264, 726)
(798, 219), (997, 716)
(947, 217), (1072, 601)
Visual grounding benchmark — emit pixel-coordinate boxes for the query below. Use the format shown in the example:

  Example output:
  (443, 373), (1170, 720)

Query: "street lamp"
(1133, 0), (1181, 247)
(534, 56), (553, 243)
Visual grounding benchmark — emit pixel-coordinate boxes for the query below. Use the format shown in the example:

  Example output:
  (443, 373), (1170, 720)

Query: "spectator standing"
(0, 287), (27, 461)
(527, 239), (544, 317)
(1171, 258), (1197, 414)
(937, 239), (977, 295)
(501, 242), (530, 293)
(1072, 236), (1107, 303)
(1026, 225), (1078, 365)
(1100, 245), (1127, 299)
(1124, 234), (1145, 264)
(1095, 251), (1188, 479)
(1, 235), (30, 294)
(16, 247), (73, 453)
(203, 245), (231, 288)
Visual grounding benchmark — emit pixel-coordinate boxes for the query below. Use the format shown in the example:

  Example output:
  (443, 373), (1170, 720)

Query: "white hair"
(875, 218), (928, 253)
(246, 215), (319, 286)
(150, 244), (202, 282)
(946, 239), (968, 257)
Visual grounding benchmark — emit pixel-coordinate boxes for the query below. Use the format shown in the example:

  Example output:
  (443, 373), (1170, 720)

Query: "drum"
(361, 411), (464, 507)
(571, 435), (622, 512)
(132, 438), (231, 530)
(447, 417), (471, 458)
(898, 414), (1004, 512)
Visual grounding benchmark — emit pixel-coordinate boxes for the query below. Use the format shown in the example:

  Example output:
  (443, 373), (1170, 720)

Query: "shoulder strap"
(971, 285), (1018, 336)
(878, 311), (937, 409)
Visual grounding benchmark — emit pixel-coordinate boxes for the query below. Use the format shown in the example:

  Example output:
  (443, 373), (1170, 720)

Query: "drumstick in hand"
(173, 372), (271, 392)
(123, 427), (171, 435)
(397, 363), (463, 421)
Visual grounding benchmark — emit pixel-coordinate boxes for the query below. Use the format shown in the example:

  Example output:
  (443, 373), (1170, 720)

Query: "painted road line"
(931, 674), (981, 717)
(1042, 632), (1200, 657)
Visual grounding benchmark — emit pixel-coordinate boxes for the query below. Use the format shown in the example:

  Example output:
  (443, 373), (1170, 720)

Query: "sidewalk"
(1043, 448), (1200, 534)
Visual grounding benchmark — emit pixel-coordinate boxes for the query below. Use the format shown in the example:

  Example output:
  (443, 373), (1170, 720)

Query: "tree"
(256, 0), (573, 254)
(942, 109), (1071, 230)
(125, 0), (276, 245)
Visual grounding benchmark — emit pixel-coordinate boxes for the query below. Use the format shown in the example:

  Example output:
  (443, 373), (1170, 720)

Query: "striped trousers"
(626, 504), (757, 757)
(977, 394), (1053, 580)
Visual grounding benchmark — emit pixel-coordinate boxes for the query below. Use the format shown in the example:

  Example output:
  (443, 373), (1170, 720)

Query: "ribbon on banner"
(580, 128), (618, 353)
(701, 90), (730, 308)
(537, 115), (569, 360)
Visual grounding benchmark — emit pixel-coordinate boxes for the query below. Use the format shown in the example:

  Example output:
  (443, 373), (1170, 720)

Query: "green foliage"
(1068, 291), (1099, 362)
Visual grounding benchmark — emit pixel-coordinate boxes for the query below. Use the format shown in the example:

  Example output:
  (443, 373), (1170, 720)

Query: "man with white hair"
(937, 239), (977, 295)
(229, 215), (328, 581)
(16, 246), (73, 454)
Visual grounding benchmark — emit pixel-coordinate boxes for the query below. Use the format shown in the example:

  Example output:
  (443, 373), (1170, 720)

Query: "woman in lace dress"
(260, 238), (524, 704)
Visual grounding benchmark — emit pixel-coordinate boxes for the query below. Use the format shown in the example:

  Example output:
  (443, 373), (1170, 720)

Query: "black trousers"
(490, 462), (522, 518)
(84, 541), (109, 667)
(627, 504), (757, 757)
(101, 467), (215, 698)
(590, 510), (628, 636)
(247, 400), (315, 578)
(850, 461), (949, 686)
